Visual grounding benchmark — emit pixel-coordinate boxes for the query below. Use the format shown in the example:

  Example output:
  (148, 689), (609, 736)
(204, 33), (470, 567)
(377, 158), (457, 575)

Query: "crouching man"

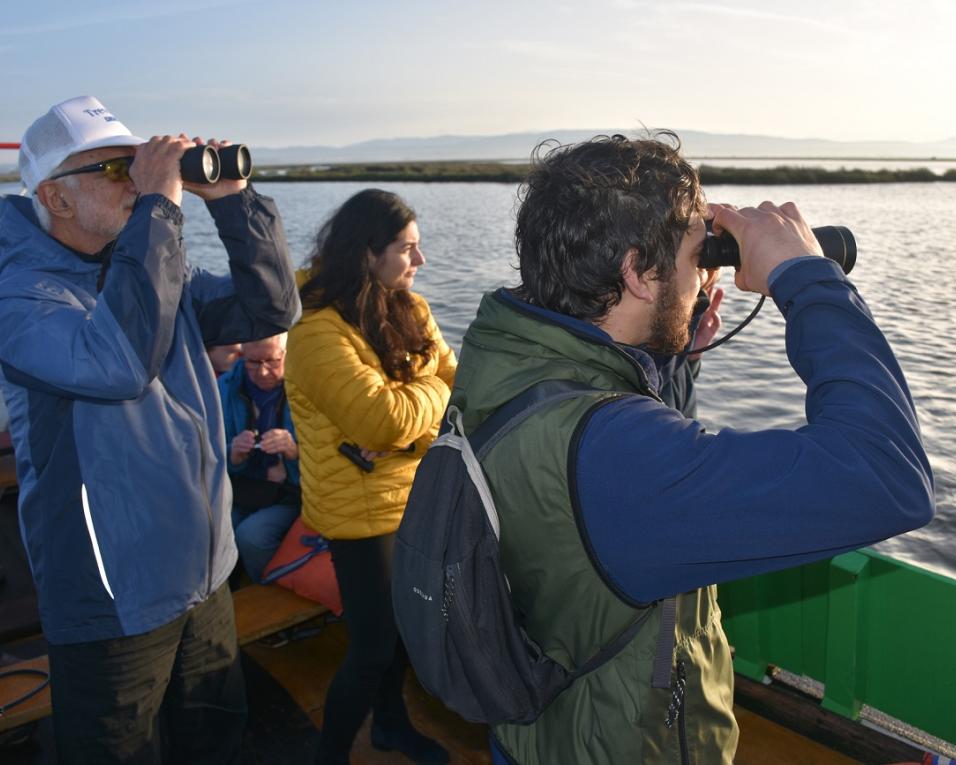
(219, 333), (300, 583)
(448, 134), (934, 764)
(0, 96), (301, 763)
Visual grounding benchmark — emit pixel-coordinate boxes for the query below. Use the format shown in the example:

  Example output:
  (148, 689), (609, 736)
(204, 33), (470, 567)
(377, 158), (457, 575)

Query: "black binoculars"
(180, 144), (253, 184)
(700, 222), (856, 275)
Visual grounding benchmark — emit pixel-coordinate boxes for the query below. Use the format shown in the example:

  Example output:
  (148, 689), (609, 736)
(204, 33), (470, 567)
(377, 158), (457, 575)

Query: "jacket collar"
(493, 288), (662, 394)
(0, 194), (102, 279)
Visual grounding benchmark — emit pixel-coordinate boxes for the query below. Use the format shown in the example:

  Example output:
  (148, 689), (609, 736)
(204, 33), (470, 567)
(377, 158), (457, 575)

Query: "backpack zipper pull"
(441, 564), (457, 623)
(664, 659), (687, 728)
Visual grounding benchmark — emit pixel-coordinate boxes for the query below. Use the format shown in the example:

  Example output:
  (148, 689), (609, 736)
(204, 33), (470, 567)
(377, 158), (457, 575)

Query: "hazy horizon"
(4, 123), (956, 173)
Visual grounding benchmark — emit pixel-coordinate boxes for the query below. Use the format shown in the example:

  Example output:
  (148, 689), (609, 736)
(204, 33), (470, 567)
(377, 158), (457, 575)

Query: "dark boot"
(370, 721), (450, 765)
(313, 732), (350, 765)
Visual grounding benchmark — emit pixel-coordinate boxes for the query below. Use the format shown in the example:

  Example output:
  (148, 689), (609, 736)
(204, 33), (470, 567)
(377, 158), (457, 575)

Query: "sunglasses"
(47, 155), (133, 184)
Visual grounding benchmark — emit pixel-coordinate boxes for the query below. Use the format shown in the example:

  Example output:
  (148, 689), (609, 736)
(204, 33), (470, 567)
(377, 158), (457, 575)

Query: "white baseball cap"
(18, 96), (145, 193)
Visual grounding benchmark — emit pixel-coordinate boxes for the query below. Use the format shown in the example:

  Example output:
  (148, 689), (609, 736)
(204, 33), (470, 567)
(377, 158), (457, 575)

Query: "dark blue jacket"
(0, 188), (300, 644)
(577, 260), (935, 601)
(486, 259), (934, 605)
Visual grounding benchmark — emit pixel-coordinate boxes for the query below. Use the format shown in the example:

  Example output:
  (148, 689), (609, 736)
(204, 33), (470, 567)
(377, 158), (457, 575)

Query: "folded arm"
(287, 317), (450, 452)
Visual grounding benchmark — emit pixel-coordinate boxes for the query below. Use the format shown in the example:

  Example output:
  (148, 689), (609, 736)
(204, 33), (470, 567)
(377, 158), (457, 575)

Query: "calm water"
(3, 180), (954, 580)
(694, 158), (956, 175)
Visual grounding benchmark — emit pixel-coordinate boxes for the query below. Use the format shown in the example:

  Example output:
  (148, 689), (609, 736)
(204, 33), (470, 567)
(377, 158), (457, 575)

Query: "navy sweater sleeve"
(188, 186), (301, 346)
(575, 258), (935, 604)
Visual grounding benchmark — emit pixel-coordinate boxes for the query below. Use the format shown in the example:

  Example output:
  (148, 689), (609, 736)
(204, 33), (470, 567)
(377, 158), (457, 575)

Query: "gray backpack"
(393, 379), (677, 725)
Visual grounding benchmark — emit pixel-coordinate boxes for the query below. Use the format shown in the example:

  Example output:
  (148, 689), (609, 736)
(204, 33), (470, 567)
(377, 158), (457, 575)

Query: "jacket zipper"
(193, 409), (214, 597)
(161, 378), (216, 597)
(665, 658), (689, 765)
(679, 677), (689, 765)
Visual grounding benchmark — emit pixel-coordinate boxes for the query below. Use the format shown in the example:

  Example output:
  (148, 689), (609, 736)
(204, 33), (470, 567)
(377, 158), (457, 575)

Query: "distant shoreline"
(246, 162), (956, 185)
(3, 162), (956, 186)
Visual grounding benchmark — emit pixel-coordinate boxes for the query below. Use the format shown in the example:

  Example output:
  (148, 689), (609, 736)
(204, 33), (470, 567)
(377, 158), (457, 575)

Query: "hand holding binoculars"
(700, 222), (857, 275)
(180, 144), (253, 184)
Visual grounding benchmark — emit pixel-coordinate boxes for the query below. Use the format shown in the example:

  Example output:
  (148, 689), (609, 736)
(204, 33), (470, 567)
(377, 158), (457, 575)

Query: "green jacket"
(451, 290), (738, 764)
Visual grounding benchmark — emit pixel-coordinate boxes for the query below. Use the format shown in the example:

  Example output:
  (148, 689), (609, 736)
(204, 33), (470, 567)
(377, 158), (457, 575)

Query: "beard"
(73, 191), (131, 243)
(646, 274), (695, 354)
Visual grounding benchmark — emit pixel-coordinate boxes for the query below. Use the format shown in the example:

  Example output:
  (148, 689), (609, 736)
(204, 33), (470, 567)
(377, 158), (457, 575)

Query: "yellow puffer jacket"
(285, 292), (456, 539)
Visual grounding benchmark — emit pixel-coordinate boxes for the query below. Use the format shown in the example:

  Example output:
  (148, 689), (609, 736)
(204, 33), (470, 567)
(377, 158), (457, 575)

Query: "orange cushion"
(263, 517), (343, 615)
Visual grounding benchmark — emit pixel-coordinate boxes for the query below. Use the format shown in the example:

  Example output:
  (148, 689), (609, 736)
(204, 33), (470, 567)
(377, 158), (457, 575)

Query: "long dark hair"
(299, 189), (435, 382)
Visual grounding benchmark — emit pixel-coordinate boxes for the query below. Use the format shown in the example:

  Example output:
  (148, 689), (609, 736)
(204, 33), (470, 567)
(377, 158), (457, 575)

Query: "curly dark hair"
(298, 189), (435, 382)
(513, 132), (705, 321)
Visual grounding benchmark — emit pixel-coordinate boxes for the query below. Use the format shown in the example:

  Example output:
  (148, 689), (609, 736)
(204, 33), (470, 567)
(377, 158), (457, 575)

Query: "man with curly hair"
(448, 133), (933, 764)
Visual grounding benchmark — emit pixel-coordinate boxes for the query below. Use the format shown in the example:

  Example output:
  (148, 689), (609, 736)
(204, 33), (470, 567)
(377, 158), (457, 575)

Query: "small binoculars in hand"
(180, 144), (253, 184)
(700, 221), (857, 275)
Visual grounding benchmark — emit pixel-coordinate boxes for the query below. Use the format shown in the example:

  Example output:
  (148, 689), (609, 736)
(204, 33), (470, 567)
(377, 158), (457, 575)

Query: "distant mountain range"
(3, 129), (955, 174)
(246, 129), (956, 166)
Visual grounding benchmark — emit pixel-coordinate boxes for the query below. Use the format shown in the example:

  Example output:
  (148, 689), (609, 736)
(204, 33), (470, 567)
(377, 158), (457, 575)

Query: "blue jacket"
(468, 259), (935, 607)
(0, 188), (301, 644)
(217, 359), (300, 488)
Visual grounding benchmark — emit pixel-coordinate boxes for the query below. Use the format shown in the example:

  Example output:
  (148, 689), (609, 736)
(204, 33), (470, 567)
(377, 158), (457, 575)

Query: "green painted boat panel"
(719, 549), (956, 744)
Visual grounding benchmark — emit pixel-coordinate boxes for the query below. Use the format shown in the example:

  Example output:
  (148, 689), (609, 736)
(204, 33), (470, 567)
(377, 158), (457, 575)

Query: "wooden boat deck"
(244, 617), (865, 764)
(1, 487), (919, 764)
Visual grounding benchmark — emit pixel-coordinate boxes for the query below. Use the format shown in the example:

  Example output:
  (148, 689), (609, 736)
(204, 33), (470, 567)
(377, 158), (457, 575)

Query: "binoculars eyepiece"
(180, 144), (253, 184)
(701, 222), (857, 275)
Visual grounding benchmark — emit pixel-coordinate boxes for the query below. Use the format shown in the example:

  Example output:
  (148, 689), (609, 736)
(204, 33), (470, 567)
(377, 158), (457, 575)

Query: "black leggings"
(317, 532), (409, 759)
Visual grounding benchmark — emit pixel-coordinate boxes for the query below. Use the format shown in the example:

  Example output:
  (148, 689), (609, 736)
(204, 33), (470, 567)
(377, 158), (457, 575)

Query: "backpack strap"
(470, 379), (600, 459)
(260, 534), (329, 584)
(567, 601), (655, 682)
(651, 596), (678, 689)
(437, 380), (607, 541)
(447, 379), (680, 688)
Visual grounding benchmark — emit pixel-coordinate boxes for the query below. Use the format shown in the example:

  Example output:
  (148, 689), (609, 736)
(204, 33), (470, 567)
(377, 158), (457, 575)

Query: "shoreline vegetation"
(251, 162), (956, 185)
(2, 162), (956, 186)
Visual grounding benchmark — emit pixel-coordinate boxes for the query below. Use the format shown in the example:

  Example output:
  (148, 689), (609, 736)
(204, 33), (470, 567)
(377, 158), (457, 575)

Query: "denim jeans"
(231, 502), (300, 583)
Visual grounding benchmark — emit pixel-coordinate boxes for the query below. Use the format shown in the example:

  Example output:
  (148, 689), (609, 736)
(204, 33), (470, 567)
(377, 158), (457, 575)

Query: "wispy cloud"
(672, 2), (842, 32)
(0, 0), (252, 37)
(491, 39), (609, 65)
(606, 0), (846, 35)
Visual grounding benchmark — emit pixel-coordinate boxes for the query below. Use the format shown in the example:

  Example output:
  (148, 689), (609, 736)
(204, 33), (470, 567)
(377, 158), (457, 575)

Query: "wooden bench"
(0, 584), (328, 733)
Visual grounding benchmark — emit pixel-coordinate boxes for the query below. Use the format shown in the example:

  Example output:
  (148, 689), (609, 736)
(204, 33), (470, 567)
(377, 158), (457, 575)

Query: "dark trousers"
(47, 582), (247, 765)
(316, 532), (409, 760)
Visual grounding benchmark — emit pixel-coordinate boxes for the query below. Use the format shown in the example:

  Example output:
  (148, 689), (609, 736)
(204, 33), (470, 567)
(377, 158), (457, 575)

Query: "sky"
(2, 0), (955, 149)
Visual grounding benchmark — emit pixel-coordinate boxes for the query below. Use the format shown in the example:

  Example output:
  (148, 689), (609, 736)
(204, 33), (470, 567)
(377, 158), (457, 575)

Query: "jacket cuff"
(134, 193), (184, 226)
(770, 257), (847, 317)
(204, 184), (258, 216)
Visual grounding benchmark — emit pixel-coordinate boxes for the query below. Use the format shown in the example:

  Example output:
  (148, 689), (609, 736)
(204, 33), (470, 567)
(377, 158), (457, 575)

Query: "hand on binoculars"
(130, 134), (194, 207)
(708, 202), (823, 296)
(184, 137), (248, 201)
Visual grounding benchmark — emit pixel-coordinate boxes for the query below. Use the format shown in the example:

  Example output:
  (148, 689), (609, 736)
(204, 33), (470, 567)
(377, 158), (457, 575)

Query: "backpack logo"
(412, 586), (433, 602)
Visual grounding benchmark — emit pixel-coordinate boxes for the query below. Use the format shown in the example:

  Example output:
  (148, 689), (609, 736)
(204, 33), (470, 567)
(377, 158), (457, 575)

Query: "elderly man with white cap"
(0, 96), (301, 763)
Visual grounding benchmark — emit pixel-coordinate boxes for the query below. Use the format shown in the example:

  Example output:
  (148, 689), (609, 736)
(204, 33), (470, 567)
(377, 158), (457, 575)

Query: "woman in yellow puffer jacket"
(285, 189), (455, 765)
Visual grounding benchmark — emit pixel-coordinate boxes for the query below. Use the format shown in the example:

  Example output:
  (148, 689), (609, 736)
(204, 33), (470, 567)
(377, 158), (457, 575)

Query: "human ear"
(366, 247), (380, 274)
(621, 249), (656, 303)
(36, 182), (74, 219)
